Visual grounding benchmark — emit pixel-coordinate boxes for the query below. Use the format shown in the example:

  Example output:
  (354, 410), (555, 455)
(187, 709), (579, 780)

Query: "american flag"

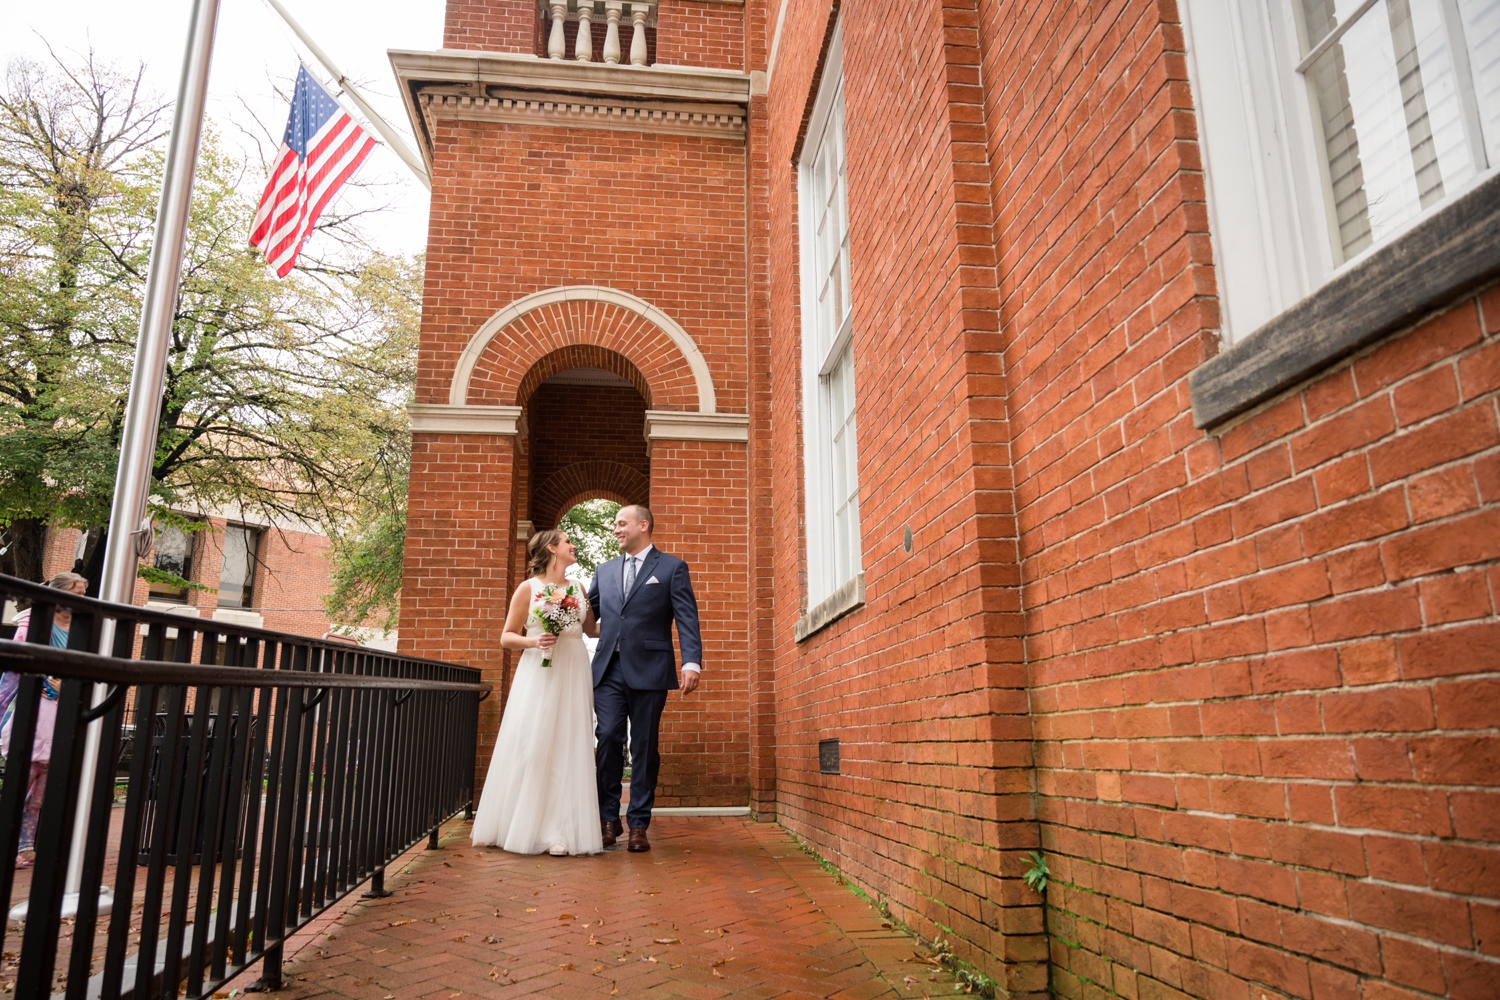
(250, 66), (377, 276)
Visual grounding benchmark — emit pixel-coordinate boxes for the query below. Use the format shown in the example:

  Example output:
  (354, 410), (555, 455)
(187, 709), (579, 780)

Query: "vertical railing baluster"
(233, 666), (272, 969)
(102, 680), (157, 1000)
(0, 675), (42, 959)
(211, 679), (255, 980)
(161, 675), (213, 996)
(14, 678), (88, 998)
(131, 685), (187, 999)
(63, 683), (125, 999)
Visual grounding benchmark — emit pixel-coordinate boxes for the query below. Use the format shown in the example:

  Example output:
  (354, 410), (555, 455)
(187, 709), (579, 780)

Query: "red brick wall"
(409, 106), (752, 804)
(648, 440), (750, 806)
(402, 433), (518, 774)
(975, 3), (1500, 1000)
(764, 0), (1042, 993)
(656, 0), (744, 70)
(526, 381), (650, 528)
(417, 120), (747, 411)
(444, 0), (536, 52)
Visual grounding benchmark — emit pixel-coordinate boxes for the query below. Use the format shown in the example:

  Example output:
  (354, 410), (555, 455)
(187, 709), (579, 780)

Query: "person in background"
(1, 571), (87, 868)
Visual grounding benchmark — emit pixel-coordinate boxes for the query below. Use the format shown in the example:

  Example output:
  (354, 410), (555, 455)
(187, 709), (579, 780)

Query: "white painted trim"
(765, 0), (790, 88)
(448, 285), (718, 414)
(408, 403), (523, 435)
(643, 410), (748, 442)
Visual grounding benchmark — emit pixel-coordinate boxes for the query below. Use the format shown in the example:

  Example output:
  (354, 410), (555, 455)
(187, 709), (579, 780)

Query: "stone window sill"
(795, 573), (865, 643)
(1190, 170), (1500, 429)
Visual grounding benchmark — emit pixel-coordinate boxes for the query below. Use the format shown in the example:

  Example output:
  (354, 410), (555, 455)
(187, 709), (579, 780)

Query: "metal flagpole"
(261, 0), (432, 189)
(59, 0), (225, 916)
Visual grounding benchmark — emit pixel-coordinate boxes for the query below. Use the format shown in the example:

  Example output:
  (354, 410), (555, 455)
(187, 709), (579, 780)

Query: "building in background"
(28, 514), (391, 647)
(358, 1), (1500, 996)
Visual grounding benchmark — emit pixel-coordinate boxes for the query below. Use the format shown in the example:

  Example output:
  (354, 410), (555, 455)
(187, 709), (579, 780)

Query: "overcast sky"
(1, 0), (446, 256)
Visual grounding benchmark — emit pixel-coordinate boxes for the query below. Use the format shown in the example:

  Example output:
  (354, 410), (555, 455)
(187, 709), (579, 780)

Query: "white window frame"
(797, 21), (861, 610)
(1182, 0), (1500, 344)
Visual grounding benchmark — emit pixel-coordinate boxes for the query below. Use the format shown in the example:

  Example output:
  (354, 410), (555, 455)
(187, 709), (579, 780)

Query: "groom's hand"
(680, 671), (700, 694)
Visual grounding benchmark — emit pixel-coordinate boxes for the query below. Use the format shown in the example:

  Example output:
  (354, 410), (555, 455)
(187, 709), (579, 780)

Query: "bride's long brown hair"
(527, 529), (565, 578)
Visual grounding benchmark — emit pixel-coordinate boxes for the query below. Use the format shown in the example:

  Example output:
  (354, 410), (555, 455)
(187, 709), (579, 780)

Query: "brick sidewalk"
(262, 816), (964, 1000)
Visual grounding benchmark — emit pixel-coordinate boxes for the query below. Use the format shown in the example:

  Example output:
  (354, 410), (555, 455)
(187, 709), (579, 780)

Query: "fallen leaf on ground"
(372, 948), (388, 954)
(610, 984), (618, 996)
(485, 935), (498, 944)
(453, 934), (467, 942)
(559, 962), (575, 970)
(356, 977), (372, 986)
(711, 957), (735, 967)
(904, 975), (917, 985)
(488, 967), (500, 980)
(746, 888), (761, 894)
(653, 937), (679, 944)
(592, 965), (605, 972)
(559, 913), (576, 920)
(526, 907), (537, 913)
(669, 963), (682, 970)
(388, 919), (414, 927)
(712, 968), (723, 978)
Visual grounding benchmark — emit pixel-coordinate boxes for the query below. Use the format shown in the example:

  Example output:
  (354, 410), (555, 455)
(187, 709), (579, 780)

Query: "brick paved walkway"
(256, 816), (963, 1000)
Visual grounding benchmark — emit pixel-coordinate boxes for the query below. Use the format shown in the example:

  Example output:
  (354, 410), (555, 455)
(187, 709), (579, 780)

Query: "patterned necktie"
(623, 555), (637, 597)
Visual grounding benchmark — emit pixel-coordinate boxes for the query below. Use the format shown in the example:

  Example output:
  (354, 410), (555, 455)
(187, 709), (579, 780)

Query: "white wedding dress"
(471, 578), (604, 855)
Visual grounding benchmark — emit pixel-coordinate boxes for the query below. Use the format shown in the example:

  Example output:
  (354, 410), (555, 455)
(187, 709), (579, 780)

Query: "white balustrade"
(548, 1), (567, 60)
(575, 0), (594, 62)
(542, 0), (652, 66)
(603, 1), (623, 65)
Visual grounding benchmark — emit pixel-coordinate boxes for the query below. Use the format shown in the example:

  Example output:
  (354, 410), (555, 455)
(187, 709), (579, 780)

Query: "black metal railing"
(0, 574), (488, 999)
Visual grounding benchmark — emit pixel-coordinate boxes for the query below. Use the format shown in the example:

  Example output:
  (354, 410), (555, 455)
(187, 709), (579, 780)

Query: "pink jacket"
(2, 611), (59, 762)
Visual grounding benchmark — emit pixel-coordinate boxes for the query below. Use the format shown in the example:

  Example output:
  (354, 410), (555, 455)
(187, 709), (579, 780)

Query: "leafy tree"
(0, 50), (417, 599)
(560, 499), (621, 578)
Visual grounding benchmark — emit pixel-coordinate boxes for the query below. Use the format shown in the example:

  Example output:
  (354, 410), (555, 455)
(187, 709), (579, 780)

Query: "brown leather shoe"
(602, 819), (623, 848)
(627, 827), (650, 852)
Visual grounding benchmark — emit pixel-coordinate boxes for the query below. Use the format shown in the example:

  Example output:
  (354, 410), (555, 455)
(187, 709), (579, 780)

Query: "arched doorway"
(403, 286), (751, 813)
(523, 362), (651, 532)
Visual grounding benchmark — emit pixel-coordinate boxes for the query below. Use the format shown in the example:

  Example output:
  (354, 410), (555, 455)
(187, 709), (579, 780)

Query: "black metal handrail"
(0, 574), (488, 999)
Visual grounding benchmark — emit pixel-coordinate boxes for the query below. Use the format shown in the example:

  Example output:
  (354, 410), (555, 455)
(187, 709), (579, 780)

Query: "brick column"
(398, 430), (518, 786)
(646, 437), (751, 807)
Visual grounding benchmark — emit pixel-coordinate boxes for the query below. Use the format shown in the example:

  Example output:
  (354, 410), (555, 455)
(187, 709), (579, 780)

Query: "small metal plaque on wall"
(819, 738), (840, 775)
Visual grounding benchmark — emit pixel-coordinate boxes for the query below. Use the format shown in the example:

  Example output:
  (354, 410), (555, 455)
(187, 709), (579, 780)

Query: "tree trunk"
(2, 518), (50, 582)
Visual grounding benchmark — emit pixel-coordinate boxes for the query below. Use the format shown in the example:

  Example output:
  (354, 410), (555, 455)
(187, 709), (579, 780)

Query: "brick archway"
(451, 286), (717, 413)
(532, 461), (650, 531)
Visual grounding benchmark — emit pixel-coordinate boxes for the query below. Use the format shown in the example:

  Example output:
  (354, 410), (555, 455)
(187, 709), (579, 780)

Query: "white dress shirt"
(621, 545), (700, 675)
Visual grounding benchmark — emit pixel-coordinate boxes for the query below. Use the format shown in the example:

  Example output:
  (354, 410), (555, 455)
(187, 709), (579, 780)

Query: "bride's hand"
(535, 632), (557, 651)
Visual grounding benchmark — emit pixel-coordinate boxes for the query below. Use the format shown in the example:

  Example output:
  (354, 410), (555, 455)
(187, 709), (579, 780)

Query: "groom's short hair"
(621, 504), (655, 534)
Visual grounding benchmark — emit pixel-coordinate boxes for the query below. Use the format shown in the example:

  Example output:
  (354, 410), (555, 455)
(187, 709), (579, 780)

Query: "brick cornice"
(389, 48), (752, 169)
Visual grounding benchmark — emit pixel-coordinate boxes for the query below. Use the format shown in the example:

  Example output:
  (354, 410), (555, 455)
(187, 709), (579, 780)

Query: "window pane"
(218, 525), (259, 609)
(1303, 0), (1478, 259)
(1458, 0), (1500, 162)
(149, 524), (196, 601)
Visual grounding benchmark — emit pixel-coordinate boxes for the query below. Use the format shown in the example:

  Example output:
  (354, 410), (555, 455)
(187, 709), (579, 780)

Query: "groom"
(588, 504), (702, 852)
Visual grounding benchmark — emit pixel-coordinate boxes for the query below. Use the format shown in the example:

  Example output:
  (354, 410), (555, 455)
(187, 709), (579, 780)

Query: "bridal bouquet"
(531, 583), (584, 667)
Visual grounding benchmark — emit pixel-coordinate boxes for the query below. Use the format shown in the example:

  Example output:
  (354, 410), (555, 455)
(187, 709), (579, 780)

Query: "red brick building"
(392, 2), (1500, 997)
(22, 517), (358, 643)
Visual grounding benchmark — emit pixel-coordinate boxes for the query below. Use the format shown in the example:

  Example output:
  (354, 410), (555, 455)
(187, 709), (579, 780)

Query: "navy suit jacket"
(587, 547), (702, 690)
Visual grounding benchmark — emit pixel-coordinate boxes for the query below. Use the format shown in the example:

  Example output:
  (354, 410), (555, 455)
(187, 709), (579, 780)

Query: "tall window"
(1182, 0), (1499, 340)
(799, 23), (860, 607)
(217, 525), (261, 609)
(148, 523), (197, 603)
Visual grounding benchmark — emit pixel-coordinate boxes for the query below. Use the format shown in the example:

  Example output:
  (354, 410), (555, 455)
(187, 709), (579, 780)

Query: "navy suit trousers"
(594, 652), (669, 830)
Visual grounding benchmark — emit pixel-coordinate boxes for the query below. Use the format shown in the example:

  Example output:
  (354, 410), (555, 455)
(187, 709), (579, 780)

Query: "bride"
(471, 528), (604, 856)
